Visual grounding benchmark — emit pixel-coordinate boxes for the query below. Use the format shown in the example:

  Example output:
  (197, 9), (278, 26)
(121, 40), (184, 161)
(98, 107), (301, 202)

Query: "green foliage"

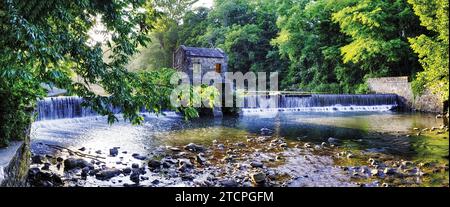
(408, 0), (449, 101)
(204, 0), (287, 74)
(332, 0), (424, 77)
(0, 0), (215, 146)
(272, 0), (358, 92)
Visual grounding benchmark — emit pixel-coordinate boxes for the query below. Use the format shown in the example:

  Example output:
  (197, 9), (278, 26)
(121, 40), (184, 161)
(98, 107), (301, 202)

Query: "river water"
(30, 110), (449, 187)
(28, 95), (449, 187)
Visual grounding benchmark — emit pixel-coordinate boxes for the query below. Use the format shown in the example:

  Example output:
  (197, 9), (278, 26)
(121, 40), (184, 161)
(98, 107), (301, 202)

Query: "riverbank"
(27, 123), (449, 187)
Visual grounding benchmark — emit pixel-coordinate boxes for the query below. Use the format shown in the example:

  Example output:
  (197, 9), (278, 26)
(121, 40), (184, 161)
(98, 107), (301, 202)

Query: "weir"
(36, 94), (399, 121)
(242, 94), (399, 113)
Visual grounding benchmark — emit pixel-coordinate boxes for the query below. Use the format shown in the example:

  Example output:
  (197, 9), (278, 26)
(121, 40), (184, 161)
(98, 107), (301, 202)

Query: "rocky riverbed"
(27, 125), (449, 187)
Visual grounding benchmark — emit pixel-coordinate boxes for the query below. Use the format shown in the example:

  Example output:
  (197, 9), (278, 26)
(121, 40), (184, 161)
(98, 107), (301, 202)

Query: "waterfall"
(36, 96), (178, 121)
(36, 97), (100, 121)
(36, 94), (399, 121)
(242, 94), (398, 113)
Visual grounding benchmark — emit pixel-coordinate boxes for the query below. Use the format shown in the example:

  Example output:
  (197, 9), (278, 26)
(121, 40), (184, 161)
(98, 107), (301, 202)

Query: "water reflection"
(31, 111), (448, 163)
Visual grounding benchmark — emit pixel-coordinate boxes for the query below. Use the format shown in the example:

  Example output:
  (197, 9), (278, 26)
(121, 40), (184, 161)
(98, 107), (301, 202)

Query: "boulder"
(184, 143), (206, 152)
(95, 168), (122, 180)
(250, 172), (266, 183)
(109, 148), (119, 157)
(250, 161), (264, 168)
(148, 160), (162, 169)
(31, 155), (45, 164)
(131, 153), (147, 160)
(64, 158), (92, 171)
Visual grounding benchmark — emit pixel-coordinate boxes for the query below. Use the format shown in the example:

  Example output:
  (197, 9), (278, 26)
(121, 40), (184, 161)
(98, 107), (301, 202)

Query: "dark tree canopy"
(0, 0), (209, 146)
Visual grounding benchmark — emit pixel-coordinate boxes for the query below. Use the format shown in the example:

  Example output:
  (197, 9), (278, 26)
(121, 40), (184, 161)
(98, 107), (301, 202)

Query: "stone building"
(173, 45), (228, 83)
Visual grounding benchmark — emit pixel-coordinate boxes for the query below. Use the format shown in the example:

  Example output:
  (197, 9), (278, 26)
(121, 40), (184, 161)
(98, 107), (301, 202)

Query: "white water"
(243, 94), (398, 114)
(36, 94), (399, 121)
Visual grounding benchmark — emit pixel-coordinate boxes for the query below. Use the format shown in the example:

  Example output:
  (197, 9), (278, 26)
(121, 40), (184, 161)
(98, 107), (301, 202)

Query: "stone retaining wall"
(0, 125), (31, 187)
(367, 76), (444, 113)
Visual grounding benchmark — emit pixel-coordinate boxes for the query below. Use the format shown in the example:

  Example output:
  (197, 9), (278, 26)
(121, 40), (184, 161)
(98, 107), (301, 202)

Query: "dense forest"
(0, 0), (448, 147)
(129, 0), (448, 98)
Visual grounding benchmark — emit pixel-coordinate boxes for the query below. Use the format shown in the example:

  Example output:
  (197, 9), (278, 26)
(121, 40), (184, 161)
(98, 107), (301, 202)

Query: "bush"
(0, 78), (40, 147)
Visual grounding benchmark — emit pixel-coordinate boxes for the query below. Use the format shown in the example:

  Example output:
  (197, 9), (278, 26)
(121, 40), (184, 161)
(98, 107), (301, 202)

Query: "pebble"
(95, 168), (122, 180)
(132, 153), (147, 160)
(148, 160), (162, 169)
(130, 171), (140, 183)
(122, 167), (132, 175)
(370, 169), (379, 176)
(250, 172), (266, 184)
(109, 148), (119, 157)
(184, 143), (206, 152)
(221, 179), (238, 187)
(383, 168), (397, 175)
(169, 147), (181, 152)
(250, 161), (264, 168)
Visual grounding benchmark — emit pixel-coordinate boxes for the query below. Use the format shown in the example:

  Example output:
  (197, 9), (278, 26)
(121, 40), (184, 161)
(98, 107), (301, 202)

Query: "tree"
(127, 0), (203, 70)
(0, 0), (210, 146)
(332, 0), (424, 81)
(272, 0), (358, 92)
(201, 0), (287, 74)
(407, 0), (449, 101)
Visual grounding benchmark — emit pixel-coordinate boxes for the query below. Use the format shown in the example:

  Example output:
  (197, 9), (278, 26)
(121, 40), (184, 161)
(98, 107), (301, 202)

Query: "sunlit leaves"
(408, 0), (449, 101)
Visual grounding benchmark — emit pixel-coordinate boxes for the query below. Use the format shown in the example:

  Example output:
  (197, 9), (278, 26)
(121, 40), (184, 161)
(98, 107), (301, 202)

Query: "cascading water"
(242, 94), (399, 114)
(36, 96), (177, 121)
(36, 97), (100, 121)
(36, 94), (399, 120)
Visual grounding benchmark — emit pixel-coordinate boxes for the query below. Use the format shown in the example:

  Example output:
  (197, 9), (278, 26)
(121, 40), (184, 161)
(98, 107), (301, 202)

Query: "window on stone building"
(215, 64), (222, 73)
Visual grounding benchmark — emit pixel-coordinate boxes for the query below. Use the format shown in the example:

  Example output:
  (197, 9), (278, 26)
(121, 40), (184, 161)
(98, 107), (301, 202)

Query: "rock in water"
(148, 160), (162, 169)
(196, 154), (206, 165)
(122, 167), (132, 175)
(64, 158), (92, 171)
(109, 148), (119, 157)
(383, 168), (397, 175)
(251, 172), (266, 184)
(184, 143), (206, 152)
(327, 137), (340, 145)
(221, 179), (238, 187)
(31, 155), (45, 164)
(130, 171), (140, 183)
(95, 168), (122, 180)
(41, 163), (51, 171)
(132, 153), (147, 160)
(370, 169), (379, 176)
(178, 159), (193, 168)
(169, 147), (181, 152)
(250, 161), (264, 168)
(260, 128), (272, 135)
(27, 168), (63, 187)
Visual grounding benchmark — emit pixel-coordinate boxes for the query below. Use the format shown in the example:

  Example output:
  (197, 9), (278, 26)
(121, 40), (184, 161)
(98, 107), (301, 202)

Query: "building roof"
(179, 45), (225, 58)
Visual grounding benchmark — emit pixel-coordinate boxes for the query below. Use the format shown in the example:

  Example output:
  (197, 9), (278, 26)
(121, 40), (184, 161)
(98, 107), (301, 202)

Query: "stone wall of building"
(367, 76), (444, 113)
